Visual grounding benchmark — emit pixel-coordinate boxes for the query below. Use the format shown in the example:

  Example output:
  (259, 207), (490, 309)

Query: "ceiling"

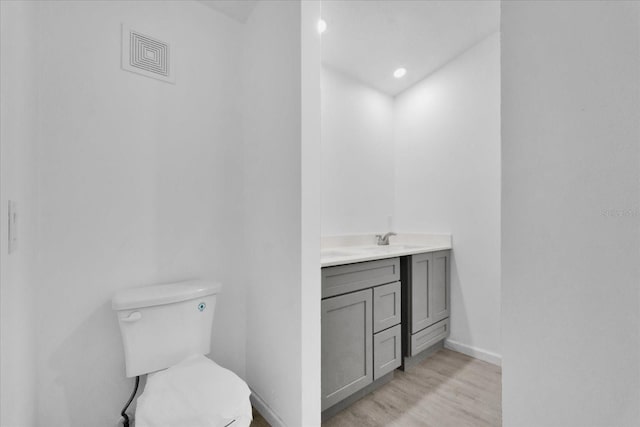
(321, 0), (500, 96)
(199, 0), (258, 23)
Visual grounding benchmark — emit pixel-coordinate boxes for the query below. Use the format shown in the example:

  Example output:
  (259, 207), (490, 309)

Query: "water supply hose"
(120, 375), (140, 427)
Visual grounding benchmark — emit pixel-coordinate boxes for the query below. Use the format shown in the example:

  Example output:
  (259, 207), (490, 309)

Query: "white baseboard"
(250, 389), (286, 427)
(444, 339), (502, 366)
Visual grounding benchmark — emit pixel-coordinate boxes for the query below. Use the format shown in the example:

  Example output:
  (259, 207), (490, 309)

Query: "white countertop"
(321, 233), (452, 267)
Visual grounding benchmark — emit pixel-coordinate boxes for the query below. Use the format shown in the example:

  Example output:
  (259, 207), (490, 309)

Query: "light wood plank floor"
(251, 348), (501, 427)
(251, 407), (271, 427)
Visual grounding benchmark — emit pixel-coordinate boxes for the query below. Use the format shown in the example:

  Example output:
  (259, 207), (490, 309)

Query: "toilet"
(112, 280), (252, 427)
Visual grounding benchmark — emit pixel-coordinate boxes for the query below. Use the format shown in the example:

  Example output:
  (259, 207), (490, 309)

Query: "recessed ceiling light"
(393, 68), (407, 79)
(318, 19), (327, 34)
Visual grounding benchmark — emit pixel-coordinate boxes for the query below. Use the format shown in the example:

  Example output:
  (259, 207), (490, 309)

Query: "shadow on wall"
(447, 251), (472, 348)
(50, 301), (138, 427)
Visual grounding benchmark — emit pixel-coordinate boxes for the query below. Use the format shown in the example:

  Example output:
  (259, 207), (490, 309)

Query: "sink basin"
(349, 244), (427, 254)
(321, 244), (431, 261)
(386, 244), (426, 250)
(320, 237), (451, 267)
(356, 246), (393, 253)
(321, 249), (357, 258)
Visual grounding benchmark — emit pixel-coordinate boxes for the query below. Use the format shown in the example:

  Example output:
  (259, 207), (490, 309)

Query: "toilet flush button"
(122, 311), (142, 323)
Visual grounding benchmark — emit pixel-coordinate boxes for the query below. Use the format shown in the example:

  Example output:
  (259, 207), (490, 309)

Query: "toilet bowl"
(112, 280), (251, 427)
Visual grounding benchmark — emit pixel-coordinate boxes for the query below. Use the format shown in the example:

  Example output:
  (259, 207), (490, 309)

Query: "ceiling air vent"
(121, 25), (175, 84)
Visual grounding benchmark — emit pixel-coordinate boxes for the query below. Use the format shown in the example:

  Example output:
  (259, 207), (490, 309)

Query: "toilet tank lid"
(112, 280), (222, 311)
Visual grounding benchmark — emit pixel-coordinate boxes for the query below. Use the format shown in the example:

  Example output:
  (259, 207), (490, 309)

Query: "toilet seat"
(135, 355), (252, 427)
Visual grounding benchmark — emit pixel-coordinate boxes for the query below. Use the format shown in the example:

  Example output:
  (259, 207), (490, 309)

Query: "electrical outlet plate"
(8, 200), (17, 253)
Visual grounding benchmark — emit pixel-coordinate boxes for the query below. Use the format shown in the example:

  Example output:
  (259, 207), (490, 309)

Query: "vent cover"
(121, 25), (175, 84)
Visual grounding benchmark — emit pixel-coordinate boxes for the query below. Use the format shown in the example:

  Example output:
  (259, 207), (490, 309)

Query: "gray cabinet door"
(374, 324), (402, 380)
(430, 250), (450, 325)
(409, 250), (450, 334)
(410, 252), (432, 333)
(321, 288), (373, 410)
(373, 281), (401, 333)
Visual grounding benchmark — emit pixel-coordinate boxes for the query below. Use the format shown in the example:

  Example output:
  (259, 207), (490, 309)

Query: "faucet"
(376, 232), (397, 246)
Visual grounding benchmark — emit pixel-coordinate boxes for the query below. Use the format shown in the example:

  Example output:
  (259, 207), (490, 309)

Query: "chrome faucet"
(376, 232), (397, 246)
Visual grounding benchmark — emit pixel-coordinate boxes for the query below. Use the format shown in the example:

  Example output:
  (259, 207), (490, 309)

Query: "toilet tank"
(112, 280), (222, 377)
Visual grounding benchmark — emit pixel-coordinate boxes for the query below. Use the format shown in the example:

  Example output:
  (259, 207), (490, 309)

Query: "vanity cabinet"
(321, 258), (402, 412)
(402, 250), (451, 357)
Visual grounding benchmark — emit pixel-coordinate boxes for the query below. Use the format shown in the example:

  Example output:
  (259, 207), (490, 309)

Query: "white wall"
(321, 67), (395, 236)
(242, 2), (307, 425)
(31, 1), (247, 425)
(300, 1), (322, 426)
(0, 2), (39, 426)
(394, 33), (501, 363)
(1, 2), (321, 426)
(502, 2), (640, 426)
(321, 34), (501, 362)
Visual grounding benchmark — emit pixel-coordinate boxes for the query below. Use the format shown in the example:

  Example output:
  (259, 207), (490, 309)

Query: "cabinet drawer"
(322, 257), (400, 299)
(374, 324), (401, 380)
(410, 318), (449, 357)
(373, 282), (401, 333)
